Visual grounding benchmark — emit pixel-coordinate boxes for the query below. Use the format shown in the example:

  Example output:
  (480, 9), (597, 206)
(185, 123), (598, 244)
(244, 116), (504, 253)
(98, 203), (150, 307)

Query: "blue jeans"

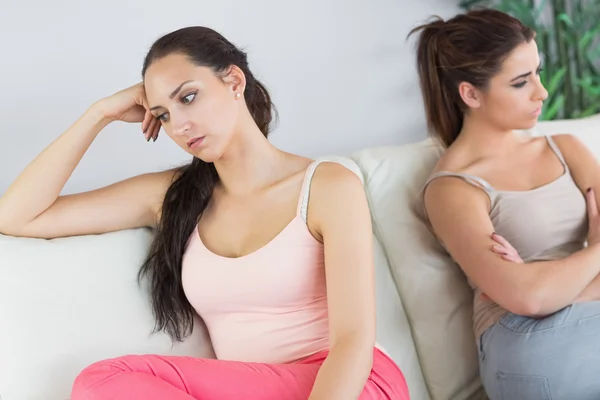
(479, 301), (600, 400)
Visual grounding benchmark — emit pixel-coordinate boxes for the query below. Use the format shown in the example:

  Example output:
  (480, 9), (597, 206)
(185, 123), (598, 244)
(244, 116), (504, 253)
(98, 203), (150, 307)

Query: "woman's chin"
(516, 118), (540, 131)
(191, 148), (221, 164)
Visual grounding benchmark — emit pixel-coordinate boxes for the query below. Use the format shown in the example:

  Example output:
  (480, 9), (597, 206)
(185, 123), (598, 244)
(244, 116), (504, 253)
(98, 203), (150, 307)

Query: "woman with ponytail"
(0, 27), (408, 399)
(415, 8), (600, 400)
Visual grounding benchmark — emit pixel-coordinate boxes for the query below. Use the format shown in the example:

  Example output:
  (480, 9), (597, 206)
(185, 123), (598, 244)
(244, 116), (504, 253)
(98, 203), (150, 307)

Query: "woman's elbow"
(509, 298), (544, 317)
(505, 287), (555, 318)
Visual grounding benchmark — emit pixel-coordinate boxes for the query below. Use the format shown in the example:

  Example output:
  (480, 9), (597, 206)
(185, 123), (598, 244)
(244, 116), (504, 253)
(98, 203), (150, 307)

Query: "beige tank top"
(422, 135), (588, 341)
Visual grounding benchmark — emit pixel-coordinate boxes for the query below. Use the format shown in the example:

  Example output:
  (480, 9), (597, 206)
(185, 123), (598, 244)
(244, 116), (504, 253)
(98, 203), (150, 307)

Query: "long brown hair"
(138, 27), (276, 342)
(408, 9), (535, 147)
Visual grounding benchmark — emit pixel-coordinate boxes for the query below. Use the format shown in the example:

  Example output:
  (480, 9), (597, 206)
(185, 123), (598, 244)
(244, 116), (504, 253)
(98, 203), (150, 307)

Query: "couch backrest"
(530, 114), (600, 158)
(0, 229), (215, 400)
(352, 140), (487, 400)
(529, 114), (600, 140)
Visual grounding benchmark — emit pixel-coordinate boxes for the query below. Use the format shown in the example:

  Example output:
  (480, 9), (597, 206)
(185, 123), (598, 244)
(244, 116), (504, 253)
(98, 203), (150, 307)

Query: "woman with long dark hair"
(0, 26), (409, 399)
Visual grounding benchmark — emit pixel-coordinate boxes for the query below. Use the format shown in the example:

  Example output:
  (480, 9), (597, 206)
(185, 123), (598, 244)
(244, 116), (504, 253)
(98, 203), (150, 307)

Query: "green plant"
(460, 0), (600, 120)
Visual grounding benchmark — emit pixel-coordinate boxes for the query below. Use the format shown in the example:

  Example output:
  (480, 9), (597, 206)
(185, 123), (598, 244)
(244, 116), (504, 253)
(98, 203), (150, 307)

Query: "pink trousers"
(71, 347), (409, 399)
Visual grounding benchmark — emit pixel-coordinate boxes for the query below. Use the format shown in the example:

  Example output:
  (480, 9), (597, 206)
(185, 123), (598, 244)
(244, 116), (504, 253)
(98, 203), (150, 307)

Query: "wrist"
(87, 101), (113, 127)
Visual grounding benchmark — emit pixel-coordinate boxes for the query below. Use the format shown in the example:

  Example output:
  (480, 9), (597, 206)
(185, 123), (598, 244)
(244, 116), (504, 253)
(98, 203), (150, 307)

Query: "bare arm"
(0, 83), (164, 238)
(573, 274), (600, 303)
(553, 134), (600, 198)
(425, 177), (600, 317)
(541, 134), (600, 303)
(307, 163), (376, 400)
(490, 230), (600, 307)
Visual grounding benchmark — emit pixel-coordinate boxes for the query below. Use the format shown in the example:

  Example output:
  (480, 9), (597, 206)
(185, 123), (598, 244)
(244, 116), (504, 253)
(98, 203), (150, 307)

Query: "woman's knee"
(71, 356), (132, 398)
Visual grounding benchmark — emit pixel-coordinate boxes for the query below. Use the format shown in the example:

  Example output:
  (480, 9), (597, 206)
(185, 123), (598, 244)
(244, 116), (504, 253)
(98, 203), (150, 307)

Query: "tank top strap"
(424, 171), (495, 195)
(420, 170), (496, 228)
(296, 158), (363, 223)
(544, 135), (569, 172)
(297, 160), (326, 223)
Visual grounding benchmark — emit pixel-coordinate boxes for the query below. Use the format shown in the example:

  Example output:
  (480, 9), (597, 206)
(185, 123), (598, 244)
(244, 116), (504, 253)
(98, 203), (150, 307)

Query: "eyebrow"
(510, 63), (542, 82)
(149, 80), (194, 111)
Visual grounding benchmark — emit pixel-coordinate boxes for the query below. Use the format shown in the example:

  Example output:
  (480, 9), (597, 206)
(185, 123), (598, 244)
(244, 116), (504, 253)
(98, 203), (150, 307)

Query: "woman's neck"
(456, 114), (526, 157)
(214, 123), (286, 196)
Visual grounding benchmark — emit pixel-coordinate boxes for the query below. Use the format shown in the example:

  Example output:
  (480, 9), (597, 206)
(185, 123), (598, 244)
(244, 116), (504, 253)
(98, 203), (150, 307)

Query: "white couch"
(1, 114), (599, 400)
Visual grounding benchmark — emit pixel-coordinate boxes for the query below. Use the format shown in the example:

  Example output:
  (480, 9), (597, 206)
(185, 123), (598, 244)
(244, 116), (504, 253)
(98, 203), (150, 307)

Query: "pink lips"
(531, 107), (542, 117)
(187, 136), (205, 149)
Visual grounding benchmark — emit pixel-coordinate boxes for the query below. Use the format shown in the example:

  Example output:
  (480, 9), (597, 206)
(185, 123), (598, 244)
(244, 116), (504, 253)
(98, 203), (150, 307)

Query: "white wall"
(0, 0), (459, 195)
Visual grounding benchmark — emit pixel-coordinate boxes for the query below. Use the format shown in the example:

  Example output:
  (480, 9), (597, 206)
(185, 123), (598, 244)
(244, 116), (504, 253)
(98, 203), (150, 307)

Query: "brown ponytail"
(408, 9), (535, 147)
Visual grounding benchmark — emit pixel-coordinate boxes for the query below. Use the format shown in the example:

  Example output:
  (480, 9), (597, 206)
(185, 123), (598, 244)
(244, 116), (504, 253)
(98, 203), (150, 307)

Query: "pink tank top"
(181, 160), (330, 364)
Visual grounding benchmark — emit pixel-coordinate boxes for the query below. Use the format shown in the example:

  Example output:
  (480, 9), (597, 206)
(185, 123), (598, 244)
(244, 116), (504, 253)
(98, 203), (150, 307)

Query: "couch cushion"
(530, 113), (600, 138)
(0, 228), (213, 400)
(372, 235), (431, 400)
(352, 140), (487, 400)
(531, 114), (600, 157)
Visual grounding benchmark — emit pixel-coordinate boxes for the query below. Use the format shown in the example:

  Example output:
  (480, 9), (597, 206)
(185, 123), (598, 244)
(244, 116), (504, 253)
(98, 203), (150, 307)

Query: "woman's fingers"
(501, 253), (522, 263)
(491, 235), (524, 264)
(491, 232), (514, 250)
(141, 110), (153, 134)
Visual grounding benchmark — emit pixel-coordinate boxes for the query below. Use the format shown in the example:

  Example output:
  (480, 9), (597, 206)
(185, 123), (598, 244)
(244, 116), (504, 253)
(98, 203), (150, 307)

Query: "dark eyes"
(181, 92), (196, 104)
(512, 67), (544, 88)
(156, 92), (197, 122)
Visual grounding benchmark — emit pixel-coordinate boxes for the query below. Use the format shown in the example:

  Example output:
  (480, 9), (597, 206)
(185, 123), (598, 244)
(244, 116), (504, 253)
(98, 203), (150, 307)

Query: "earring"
(236, 93), (241, 99)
